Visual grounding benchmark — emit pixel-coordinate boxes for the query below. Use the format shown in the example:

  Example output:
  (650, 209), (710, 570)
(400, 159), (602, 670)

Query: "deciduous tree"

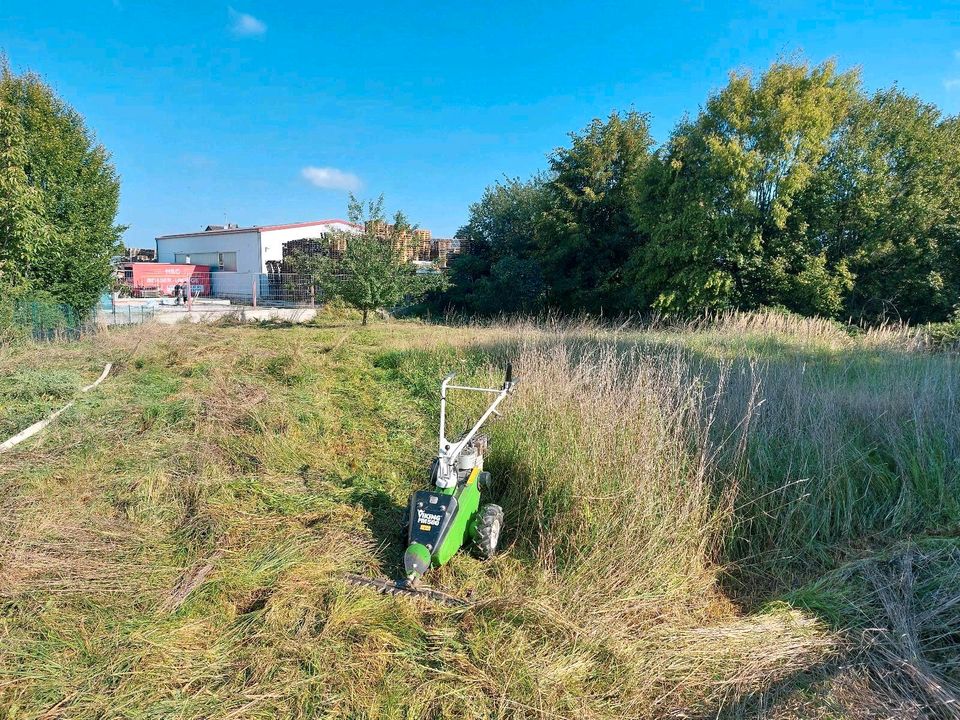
(541, 111), (653, 313)
(292, 195), (443, 324)
(0, 61), (122, 312)
(633, 60), (859, 315)
(800, 89), (960, 322)
(442, 57), (960, 324)
(443, 176), (549, 315)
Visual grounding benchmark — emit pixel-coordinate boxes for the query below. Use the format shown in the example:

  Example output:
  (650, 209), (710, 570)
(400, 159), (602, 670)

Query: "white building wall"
(156, 230), (262, 274)
(156, 221), (361, 274)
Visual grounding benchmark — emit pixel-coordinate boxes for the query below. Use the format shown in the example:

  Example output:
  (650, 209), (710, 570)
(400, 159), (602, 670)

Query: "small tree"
(302, 195), (445, 324)
(327, 233), (412, 324)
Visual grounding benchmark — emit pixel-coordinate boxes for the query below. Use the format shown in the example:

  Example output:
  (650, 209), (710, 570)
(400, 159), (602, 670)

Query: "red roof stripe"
(156, 219), (361, 240)
(259, 219), (364, 231)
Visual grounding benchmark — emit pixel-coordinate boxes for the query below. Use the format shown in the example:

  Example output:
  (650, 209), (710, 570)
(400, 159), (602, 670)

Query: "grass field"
(0, 311), (957, 718)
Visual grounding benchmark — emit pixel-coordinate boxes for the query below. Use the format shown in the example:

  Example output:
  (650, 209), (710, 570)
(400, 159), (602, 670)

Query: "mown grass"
(0, 366), (85, 437)
(0, 311), (957, 718)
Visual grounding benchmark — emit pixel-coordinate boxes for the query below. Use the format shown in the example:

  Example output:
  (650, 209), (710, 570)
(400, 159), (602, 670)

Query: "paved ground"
(98, 299), (317, 326)
(152, 304), (317, 324)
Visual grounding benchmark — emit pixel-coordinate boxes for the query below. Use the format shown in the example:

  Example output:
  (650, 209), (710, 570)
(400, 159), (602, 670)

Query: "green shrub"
(924, 316), (960, 349)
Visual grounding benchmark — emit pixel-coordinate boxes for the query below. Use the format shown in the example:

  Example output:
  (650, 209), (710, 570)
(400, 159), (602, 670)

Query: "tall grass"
(1, 311), (956, 718)
(386, 310), (959, 715)
(717, 348), (960, 582)
(450, 313), (960, 580)
(490, 341), (732, 624)
(384, 329), (838, 715)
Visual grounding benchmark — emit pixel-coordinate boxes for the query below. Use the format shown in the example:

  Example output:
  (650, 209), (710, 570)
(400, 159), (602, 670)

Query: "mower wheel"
(478, 471), (492, 490)
(473, 504), (503, 560)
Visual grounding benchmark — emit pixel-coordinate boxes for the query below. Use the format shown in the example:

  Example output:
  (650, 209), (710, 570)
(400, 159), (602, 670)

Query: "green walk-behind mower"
(344, 364), (517, 605)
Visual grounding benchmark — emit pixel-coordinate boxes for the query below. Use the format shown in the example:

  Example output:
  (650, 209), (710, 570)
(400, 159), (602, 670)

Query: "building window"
(175, 252), (237, 271)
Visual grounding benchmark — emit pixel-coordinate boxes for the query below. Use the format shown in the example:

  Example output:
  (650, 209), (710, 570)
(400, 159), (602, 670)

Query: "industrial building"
(148, 219), (465, 303)
(155, 220), (362, 275)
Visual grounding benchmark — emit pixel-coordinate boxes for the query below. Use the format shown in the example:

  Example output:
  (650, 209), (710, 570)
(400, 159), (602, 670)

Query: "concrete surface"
(151, 304), (317, 324)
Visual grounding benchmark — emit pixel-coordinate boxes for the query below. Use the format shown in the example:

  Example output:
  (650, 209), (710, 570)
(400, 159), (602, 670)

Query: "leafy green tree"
(632, 60), (859, 315)
(347, 193), (385, 227)
(464, 255), (546, 315)
(0, 61), (122, 312)
(442, 57), (959, 325)
(330, 234), (418, 325)
(0, 98), (46, 287)
(626, 147), (734, 312)
(540, 111), (653, 313)
(800, 89), (960, 322)
(291, 195), (443, 324)
(391, 209), (414, 236)
(444, 176), (549, 315)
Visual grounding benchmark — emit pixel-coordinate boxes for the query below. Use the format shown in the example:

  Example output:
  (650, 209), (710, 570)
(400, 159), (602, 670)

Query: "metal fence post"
(310, 283), (315, 307)
(252, 275), (258, 308)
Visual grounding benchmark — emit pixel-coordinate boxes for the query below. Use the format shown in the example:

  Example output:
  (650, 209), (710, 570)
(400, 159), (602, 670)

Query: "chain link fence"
(99, 295), (157, 327)
(197, 272), (322, 307)
(8, 300), (98, 341)
(5, 272), (331, 342)
(4, 297), (159, 342)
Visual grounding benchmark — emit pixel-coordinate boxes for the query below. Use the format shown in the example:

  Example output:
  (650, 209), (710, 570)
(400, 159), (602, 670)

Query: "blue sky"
(1, 1), (959, 243)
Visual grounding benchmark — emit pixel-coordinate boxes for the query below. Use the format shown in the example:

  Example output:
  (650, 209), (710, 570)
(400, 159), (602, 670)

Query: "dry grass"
(0, 309), (956, 718)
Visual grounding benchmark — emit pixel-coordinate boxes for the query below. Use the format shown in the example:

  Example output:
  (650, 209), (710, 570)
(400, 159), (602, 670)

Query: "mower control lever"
(435, 363), (517, 489)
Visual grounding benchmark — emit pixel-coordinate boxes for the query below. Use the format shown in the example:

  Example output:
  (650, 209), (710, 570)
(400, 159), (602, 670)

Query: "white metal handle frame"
(436, 366), (516, 488)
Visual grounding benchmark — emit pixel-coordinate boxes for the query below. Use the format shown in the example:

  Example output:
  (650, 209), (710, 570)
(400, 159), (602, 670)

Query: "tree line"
(439, 59), (960, 324)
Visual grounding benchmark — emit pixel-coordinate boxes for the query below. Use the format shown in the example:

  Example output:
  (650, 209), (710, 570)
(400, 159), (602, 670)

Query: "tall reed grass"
(382, 310), (959, 715)
(384, 324), (841, 715)
(442, 313), (960, 580)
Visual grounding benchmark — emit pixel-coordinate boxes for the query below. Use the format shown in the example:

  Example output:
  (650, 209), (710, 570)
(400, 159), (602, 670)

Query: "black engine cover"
(407, 490), (458, 552)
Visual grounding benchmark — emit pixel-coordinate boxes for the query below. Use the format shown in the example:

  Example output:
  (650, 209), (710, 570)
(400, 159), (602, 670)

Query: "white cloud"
(301, 166), (362, 192)
(945, 78), (960, 91)
(229, 8), (267, 37)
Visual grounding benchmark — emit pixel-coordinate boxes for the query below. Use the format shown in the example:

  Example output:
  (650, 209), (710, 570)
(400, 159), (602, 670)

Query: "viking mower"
(344, 364), (517, 605)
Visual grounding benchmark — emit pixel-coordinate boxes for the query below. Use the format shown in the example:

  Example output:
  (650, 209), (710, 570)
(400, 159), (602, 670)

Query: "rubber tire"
(478, 471), (492, 491)
(473, 504), (504, 560)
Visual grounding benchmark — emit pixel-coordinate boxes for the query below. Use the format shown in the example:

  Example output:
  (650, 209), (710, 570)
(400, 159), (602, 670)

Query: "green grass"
(0, 311), (956, 718)
(0, 367), (84, 437)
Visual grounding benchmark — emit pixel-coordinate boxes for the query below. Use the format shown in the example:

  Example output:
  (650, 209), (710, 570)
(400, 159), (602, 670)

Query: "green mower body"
(344, 366), (514, 602)
(400, 364), (514, 585)
(403, 466), (498, 580)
